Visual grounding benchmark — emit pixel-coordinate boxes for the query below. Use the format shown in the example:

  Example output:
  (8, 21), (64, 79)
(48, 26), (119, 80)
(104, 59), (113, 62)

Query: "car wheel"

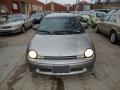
(91, 21), (95, 28)
(110, 31), (117, 44)
(31, 23), (34, 28)
(21, 26), (26, 33)
(95, 26), (99, 33)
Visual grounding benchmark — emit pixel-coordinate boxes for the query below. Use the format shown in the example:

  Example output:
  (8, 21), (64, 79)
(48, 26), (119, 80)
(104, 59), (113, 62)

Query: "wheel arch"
(110, 29), (118, 41)
(110, 29), (117, 36)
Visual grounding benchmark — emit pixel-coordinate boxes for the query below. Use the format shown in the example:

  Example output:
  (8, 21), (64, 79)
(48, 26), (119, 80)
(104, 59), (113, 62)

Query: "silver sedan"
(26, 13), (96, 75)
(0, 14), (33, 34)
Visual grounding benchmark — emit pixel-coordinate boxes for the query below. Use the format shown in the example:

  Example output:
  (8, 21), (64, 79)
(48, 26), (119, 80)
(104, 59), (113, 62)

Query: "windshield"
(7, 16), (24, 22)
(37, 17), (84, 35)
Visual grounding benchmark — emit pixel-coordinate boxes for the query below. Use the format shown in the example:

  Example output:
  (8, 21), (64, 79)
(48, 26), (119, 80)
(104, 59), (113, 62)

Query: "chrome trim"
(36, 68), (87, 75)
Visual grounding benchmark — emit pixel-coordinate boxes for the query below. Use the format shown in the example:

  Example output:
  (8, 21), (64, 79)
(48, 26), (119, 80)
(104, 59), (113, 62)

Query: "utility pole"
(76, 0), (78, 4)
(46, 0), (47, 4)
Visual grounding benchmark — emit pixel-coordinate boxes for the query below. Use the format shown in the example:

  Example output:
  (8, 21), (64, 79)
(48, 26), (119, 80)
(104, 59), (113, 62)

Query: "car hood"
(0, 21), (23, 27)
(29, 34), (93, 56)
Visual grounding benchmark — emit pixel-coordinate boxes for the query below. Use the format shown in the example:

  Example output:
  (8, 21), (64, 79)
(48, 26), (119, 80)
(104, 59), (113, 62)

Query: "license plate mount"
(52, 66), (70, 73)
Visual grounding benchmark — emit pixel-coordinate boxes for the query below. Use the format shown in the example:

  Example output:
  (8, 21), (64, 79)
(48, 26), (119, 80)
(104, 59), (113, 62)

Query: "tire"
(31, 22), (34, 28)
(91, 21), (95, 28)
(110, 31), (117, 44)
(91, 21), (94, 28)
(28, 66), (34, 72)
(21, 26), (26, 33)
(95, 26), (99, 33)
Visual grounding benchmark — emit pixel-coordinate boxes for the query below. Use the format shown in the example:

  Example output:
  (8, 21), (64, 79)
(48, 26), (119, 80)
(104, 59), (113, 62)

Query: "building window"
(12, 2), (18, 10)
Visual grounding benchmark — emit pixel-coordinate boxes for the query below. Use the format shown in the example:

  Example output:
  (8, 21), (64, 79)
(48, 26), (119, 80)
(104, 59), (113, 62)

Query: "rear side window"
(108, 15), (117, 22)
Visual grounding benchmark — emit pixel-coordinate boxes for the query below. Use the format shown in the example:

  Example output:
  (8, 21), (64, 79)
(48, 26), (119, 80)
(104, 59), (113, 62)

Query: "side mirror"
(33, 25), (38, 31)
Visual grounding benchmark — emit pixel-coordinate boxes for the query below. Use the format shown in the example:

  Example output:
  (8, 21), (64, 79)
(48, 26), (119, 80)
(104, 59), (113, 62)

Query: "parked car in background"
(26, 13), (96, 75)
(31, 12), (45, 24)
(114, 10), (120, 14)
(70, 11), (79, 16)
(87, 11), (107, 28)
(107, 10), (118, 15)
(0, 16), (7, 24)
(95, 14), (120, 44)
(0, 14), (33, 34)
(96, 9), (111, 13)
(78, 11), (90, 22)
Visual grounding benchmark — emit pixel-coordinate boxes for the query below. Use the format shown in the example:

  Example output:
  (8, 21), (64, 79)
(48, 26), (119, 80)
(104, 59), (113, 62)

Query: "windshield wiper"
(53, 30), (80, 35)
(37, 30), (51, 34)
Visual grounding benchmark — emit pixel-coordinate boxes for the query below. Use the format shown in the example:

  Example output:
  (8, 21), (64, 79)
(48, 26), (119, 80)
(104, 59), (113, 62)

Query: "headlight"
(28, 50), (37, 59)
(84, 49), (94, 58)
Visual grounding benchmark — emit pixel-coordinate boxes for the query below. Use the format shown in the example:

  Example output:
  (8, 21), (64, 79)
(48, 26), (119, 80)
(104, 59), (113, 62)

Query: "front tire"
(95, 26), (99, 33)
(110, 31), (117, 44)
(21, 26), (26, 33)
(31, 22), (34, 28)
(91, 21), (96, 28)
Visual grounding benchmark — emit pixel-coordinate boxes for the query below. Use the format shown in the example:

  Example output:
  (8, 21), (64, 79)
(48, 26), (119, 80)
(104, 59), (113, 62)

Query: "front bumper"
(26, 58), (95, 75)
(0, 27), (21, 34)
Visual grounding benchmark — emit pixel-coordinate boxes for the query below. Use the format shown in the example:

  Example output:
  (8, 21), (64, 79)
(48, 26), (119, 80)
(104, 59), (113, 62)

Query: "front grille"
(44, 56), (77, 60)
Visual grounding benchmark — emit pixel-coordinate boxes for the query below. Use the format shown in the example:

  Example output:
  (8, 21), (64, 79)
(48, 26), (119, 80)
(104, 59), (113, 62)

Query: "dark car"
(31, 12), (44, 24)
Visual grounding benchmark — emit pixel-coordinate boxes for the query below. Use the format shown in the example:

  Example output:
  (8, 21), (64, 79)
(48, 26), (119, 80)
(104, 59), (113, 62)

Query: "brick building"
(28, 0), (45, 14)
(0, 0), (44, 15)
(92, 0), (120, 9)
(69, 1), (91, 11)
(69, 1), (120, 11)
(45, 1), (67, 12)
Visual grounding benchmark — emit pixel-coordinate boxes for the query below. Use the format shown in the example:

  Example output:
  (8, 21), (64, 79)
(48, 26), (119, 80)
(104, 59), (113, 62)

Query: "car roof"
(45, 13), (75, 18)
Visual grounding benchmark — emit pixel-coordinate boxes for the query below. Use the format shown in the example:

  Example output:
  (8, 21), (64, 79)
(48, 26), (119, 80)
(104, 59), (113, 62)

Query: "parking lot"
(0, 26), (120, 90)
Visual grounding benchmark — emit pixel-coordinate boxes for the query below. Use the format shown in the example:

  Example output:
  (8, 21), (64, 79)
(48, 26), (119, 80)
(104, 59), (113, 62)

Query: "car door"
(114, 15), (120, 40)
(104, 15), (117, 35)
(26, 15), (32, 27)
(24, 15), (32, 28)
(97, 16), (109, 33)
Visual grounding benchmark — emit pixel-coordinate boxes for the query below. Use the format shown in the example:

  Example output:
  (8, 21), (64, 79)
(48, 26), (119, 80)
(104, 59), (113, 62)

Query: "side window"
(108, 15), (116, 22)
(24, 15), (29, 20)
(26, 15), (30, 19)
(104, 15), (110, 21)
(24, 16), (27, 20)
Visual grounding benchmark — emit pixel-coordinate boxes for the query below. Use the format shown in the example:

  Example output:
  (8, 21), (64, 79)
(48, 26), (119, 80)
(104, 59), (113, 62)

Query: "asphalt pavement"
(0, 26), (120, 90)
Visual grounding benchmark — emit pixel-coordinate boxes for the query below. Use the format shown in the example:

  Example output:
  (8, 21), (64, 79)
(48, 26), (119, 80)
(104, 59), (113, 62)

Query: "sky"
(39, 0), (92, 5)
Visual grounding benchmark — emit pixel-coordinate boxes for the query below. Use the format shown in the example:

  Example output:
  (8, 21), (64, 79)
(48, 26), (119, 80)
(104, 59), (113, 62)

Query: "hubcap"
(111, 33), (116, 42)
